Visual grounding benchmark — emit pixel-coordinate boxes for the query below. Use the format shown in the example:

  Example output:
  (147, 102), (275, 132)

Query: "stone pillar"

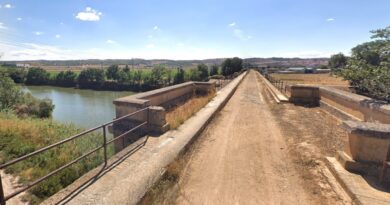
(148, 106), (170, 134)
(289, 85), (320, 106)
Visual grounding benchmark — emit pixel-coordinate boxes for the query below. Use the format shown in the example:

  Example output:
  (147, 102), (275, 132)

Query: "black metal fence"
(0, 107), (150, 205)
(264, 73), (289, 94)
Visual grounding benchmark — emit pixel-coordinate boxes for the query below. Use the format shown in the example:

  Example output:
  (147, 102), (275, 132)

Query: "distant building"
(16, 63), (31, 68)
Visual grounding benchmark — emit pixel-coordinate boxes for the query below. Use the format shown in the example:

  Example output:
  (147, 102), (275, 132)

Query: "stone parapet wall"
(319, 87), (390, 124)
(288, 84), (390, 124)
(112, 81), (216, 151)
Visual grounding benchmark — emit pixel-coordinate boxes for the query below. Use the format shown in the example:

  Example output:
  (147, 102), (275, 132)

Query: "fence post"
(102, 126), (107, 166)
(0, 175), (5, 205)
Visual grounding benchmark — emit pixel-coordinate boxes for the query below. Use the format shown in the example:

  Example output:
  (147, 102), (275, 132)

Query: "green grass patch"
(0, 112), (114, 204)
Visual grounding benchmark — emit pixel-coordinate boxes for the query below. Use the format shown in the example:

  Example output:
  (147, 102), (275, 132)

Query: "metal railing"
(0, 107), (150, 205)
(264, 73), (288, 94)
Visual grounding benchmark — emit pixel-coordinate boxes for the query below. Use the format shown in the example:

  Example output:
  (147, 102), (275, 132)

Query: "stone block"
(289, 85), (320, 106)
(342, 121), (390, 164)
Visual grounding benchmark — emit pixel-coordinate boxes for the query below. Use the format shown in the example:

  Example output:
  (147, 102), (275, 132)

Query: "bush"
(14, 94), (55, 118)
(0, 75), (24, 110)
(0, 75), (54, 118)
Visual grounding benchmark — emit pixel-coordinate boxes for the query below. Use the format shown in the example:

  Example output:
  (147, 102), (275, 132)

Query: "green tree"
(7, 68), (26, 83)
(56, 71), (77, 87)
(106, 65), (120, 80)
(339, 27), (390, 102)
(173, 68), (185, 84)
(210, 65), (219, 76)
(231, 57), (243, 73)
(221, 58), (232, 76)
(78, 68), (105, 89)
(151, 66), (166, 86)
(186, 68), (201, 81)
(123, 64), (130, 72)
(133, 70), (142, 86)
(222, 57), (243, 76)
(329, 53), (348, 73)
(25, 67), (50, 85)
(197, 64), (209, 81)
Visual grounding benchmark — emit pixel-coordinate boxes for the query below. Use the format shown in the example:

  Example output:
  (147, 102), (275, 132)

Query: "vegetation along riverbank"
(1, 57), (244, 92)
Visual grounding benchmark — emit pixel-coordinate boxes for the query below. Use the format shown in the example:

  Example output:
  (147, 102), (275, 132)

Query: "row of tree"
(328, 27), (389, 102)
(2, 57), (244, 91)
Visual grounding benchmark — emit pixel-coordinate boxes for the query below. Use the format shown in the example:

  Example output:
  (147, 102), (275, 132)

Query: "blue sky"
(0, 0), (389, 60)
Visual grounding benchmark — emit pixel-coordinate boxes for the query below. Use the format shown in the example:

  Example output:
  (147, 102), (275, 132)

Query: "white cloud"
(34, 31), (44, 35)
(4, 4), (12, 8)
(17, 17), (22, 21)
(0, 22), (7, 29)
(3, 43), (74, 60)
(76, 7), (102, 21)
(326, 18), (335, 22)
(153, 26), (159, 30)
(228, 22), (236, 27)
(146, 43), (155, 48)
(232, 29), (252, 40)
(177, 43), (184, 47)
(228, 23), (252, 41)
(55, 34), (61, 38)
(148, 35), (153, 39)
(106, 39), (117, 44)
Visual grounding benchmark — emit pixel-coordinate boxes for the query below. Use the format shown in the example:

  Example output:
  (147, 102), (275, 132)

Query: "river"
(22, 86), (134, 128)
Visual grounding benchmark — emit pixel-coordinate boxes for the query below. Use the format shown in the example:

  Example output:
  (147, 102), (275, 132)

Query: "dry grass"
(271, 73), (349, 87)
(166, 91), (215, 130)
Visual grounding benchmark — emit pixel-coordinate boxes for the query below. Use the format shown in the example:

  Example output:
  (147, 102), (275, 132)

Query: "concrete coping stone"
(113, 81), (215, 106)
(319, 86), (390, 115)
(342, 120), (390, 139)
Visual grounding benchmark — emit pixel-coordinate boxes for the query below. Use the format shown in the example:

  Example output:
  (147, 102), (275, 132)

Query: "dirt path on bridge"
(172, 70), (314, 204)
(142, 70), (352, 205)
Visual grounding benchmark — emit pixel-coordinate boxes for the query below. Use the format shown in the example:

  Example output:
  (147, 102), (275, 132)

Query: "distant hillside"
(1, 57), (328, 69)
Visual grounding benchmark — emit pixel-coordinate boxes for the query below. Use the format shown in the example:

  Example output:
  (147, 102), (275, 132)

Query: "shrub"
(0, 75), (24, 110)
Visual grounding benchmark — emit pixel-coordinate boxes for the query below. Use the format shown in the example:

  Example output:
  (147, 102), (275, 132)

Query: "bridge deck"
(173, 70), (311, 204)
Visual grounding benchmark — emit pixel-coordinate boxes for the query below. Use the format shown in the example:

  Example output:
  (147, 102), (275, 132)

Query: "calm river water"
(22, 86), (134, 128)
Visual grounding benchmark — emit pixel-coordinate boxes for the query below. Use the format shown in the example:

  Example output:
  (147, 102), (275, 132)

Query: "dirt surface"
(151, 70), (349, 205)
(0, 170), (27, 205)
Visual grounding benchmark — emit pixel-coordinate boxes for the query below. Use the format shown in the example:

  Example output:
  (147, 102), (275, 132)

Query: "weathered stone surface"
(320, 86), (390, 124)
(342, 121), (390, 163)
(289, 85), (320, 106)
(112, 81), (216, 152)
(326, 157), (390, 205)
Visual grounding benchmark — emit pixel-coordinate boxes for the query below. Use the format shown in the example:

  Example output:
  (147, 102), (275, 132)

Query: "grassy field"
(271, 73), (349, 87)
